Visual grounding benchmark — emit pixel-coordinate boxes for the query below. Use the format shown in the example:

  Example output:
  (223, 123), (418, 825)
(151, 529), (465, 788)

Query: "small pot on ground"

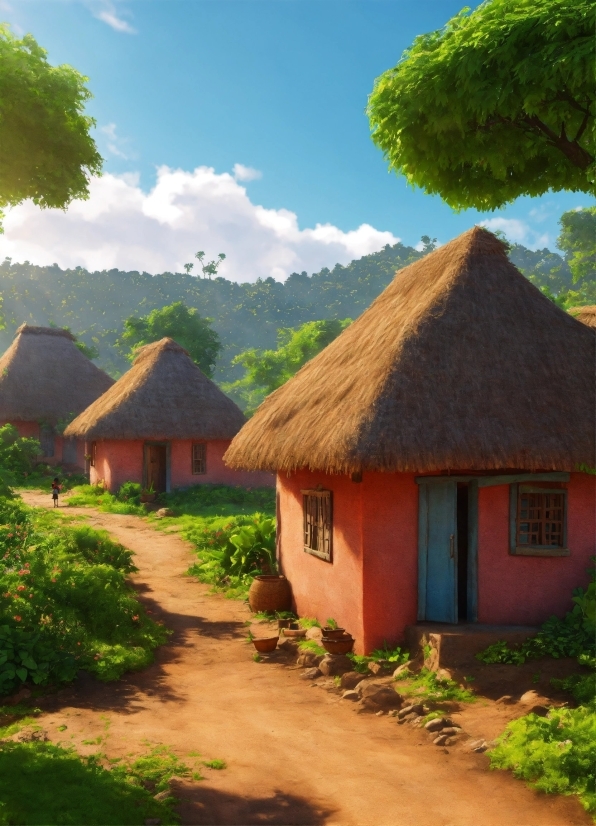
(321, 634), (354, 655)
(248, 575), (292, 614)
(252, 637), (279, 653)
(140, 492), (157, 503)
(283, 627), (307, 638)
(277, 618), (293, 630)
(322, 627), (346, 639)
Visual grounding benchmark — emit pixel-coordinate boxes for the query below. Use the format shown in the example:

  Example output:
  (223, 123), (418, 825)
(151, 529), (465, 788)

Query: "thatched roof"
(569, 305), (596, 329)
(65, 338), (246, 440)
(0, 325), (114, 424)
(225, 227), (596, 475)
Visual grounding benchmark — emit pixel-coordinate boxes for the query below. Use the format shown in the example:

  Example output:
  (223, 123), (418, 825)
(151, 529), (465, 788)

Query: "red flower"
(13, 615), (21, 621)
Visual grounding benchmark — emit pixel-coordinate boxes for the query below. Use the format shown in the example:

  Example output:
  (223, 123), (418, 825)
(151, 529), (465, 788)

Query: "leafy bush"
(394, 667), (476, 703)
(162, 483), (275, 517)
(348, 643), (410, 674)
(116, 481), (142, 506)
(67, 484), (145, 515)
(0, 497), (167, 694)
(0, 425), (39, 476)
(490, 704), (596, 815)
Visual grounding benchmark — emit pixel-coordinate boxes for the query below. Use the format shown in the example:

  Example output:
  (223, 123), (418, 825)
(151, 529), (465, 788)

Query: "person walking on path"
(51, 477), (61, 508)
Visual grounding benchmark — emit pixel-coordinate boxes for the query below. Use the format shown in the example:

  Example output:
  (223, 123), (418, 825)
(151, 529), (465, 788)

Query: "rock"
(519, 690), (549, 706)
(375, 710), (385, 716)
(297, 652), (321, 668)
(436, 668), (453, 681)
(16, 728), (48, 743)
(300, 667), (321, 680)
(424, 717), (446, 733)
(368, 660), (392, 676)
(318, 654), (353, 677)
(155, 508), (174, 518)
(358, 681), (403, 711)
(409, 716), (424, 727)
(440, 727), (460, 737)
(466, 739), (488, 753)
(496, 695), (515, 705)
(153, 791), (171, 802)
(387, 709), (398, 717)
(340, 671), (365, 690)
(341, 690), (359, 702)
(278, 639), (298, 653)
(306, 626), (323, 640)
(433, 734), (450, 746)
(398, 703), (424, 719)
(393, 661), (414, 678)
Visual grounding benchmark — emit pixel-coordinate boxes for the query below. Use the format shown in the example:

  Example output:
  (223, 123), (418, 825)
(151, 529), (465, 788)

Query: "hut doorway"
(143, 442), (169, 493)
(417, 480), (477, 624)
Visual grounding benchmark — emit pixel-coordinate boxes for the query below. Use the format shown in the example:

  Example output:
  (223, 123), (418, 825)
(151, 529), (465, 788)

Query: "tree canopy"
(0, 26), (101, 219)
(116, 302), (221, 377)
(224, 319), (352, 414)
(557, 207), (596, 284)
(367, 0), (595, 211)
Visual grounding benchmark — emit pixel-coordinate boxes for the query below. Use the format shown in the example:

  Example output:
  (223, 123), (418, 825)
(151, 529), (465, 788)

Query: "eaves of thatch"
(65, 338), (246, 441)
(0, 325), (114, 424)
(570, 305), (596, 329)
(224, 227), (596, 475)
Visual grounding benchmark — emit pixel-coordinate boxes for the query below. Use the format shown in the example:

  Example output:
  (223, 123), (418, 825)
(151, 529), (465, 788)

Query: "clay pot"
(321, 634), (354, 655)
(252, 636), (279, 653)
(140, 492), (157, 503)
(248, 575), (292, 614)
(277, 618), (293, 630)
(322, 627), (346, 639)
(283, 627), (307, 638)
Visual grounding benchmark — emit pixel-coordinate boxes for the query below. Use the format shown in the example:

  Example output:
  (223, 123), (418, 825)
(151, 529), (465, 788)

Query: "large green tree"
(557, 206), (596, 284)
(367, 0), (594, 211)
(0, 26), (101, 220)
(117, 302), (221, 377)
(225, 319), (351, 414)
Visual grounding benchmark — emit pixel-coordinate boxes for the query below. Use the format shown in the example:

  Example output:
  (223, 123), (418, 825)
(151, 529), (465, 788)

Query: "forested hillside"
(0, 238), (581, 387)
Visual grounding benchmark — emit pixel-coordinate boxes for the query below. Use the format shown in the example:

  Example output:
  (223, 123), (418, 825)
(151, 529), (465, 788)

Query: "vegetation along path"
(21, 492), (590, 826)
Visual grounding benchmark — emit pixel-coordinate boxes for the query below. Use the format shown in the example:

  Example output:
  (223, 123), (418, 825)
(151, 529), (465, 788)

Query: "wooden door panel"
(418, 482), (457, 623)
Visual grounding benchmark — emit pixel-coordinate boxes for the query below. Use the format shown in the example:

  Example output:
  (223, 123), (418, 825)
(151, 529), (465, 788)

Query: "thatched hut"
(569, 305), (596, 329)
(65, 338), (273, 492)
(0, 325), (114, 467)
(225, 228), (596, 653)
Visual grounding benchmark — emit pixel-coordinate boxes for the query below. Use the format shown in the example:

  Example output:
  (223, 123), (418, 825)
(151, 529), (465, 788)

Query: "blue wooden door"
(418, 482), (457, 623)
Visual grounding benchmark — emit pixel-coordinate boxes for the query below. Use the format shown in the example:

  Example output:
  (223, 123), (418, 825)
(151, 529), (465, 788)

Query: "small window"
(89, 441), (97, 468)
(302, 489), (332, 562)
(39, 424), (55, 458)
(510, 485), (568, 556)
(192, 443), (207, 475)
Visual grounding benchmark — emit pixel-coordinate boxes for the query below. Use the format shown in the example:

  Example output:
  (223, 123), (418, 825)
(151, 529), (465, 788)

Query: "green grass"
(348, 643), (410, 674)
(394, 667), (476, 703)
(0, 740), (207, 825)
(66, 485), (145, 515)
(14, 468), (88, 494)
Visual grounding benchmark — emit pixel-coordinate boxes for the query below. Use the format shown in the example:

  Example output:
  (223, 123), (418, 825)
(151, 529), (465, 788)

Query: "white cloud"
(233, 164), (262, 182)
(0, 166), (399, 282)
(88, 1), (136, 33)
(479, 217), (551, 249)
(99, 123), (134, 159)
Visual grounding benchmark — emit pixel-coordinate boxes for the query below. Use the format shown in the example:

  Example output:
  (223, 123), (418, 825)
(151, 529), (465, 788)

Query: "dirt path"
(21, 492), (590, 826)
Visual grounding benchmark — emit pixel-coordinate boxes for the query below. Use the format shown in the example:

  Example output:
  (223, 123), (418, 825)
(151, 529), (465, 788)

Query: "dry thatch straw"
(65, 337), (246, 440)
(225, 227), (596, 475)
(0, 325), (114, 424)
(569, 305), (596, 329)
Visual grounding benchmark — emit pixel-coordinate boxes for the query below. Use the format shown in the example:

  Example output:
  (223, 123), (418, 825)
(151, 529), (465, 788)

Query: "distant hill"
(0, 239), (576, 388)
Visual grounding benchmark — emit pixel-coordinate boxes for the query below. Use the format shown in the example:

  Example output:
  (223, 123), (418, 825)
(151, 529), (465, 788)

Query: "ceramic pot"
(322, 627), (346, 639)
(252, 636), (279, 653)
(248, 575), (292, 614)
(140, 493), (157, 503)
(321, 634), (354, 655)
(283, 627), (307, 638)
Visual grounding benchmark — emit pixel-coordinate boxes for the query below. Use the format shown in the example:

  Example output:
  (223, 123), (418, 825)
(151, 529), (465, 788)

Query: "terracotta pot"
(322, 627), (346, 639)
(321, 634), (354, 655)
(252, 636), (279, 653)
(277, 618), (293, 630)
(248, 575), (292, 614)
(140, 492), (157, 503)
(283, 627), (307, 638)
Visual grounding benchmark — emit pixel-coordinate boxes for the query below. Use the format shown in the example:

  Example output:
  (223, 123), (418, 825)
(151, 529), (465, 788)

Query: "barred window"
(512, 485), (568, 555)
(89, 441), (97, 468)
(192, 443), (207, 475)
(302, 490), (332, 562)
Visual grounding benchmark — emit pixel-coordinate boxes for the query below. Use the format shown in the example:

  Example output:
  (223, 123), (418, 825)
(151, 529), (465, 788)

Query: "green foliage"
(0, 497), (167, 693)
(395, 667), (476, 703)
(228, 518), (276, 576)
(0, 740), (196, 824)
(67, 484), (145, 515)
(116, 301), (221, 377)
(297, 639), (325, 656)
(225, 319), (351, 413)
(558, 207), (596, 284)
(0, 26), (102, 224)
(203, 759), (226, 770)
(185, 250), (226, 280)
(348, 644), (410, 674)
(477, 565), (596, 665)
(368, 0), (594, 211)
(325, 617), (339, 630)
(0, 425), (39, 493)
(162, 483), (275, 518)
(490, 704), (596, 815)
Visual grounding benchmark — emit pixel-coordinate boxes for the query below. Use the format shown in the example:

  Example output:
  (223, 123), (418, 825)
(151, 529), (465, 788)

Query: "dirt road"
(21, 492), (590, 826)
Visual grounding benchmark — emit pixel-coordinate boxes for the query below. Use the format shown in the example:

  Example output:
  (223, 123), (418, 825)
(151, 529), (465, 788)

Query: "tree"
(367, 0), (594, 211)
(0, 26), (102, 222)
(184, 251), (226, 279)
(557, 207), (596, 283)
(116, 302), (221, 377)
(225, 319), (352, 414)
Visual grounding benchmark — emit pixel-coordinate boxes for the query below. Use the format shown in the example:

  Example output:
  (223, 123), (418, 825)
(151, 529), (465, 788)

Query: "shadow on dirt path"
(19, 491), (592, 826)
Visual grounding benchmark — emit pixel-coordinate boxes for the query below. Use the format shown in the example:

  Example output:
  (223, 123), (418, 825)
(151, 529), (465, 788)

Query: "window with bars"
(511, 485), (568, 556)
(89, 441), (97, 468)
(192, 443), (207, 475)
(302, 489), (332, 561)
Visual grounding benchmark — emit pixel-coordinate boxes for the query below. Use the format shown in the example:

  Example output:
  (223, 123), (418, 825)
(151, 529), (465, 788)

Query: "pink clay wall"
(477, 473), (596, 625)
(277, 470), (419, 654)
(90, 439), (274, 491)
(0, 420), (84, 467)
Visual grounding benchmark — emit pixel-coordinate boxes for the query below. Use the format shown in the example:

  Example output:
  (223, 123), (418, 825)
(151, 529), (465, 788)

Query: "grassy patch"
(297, 639), (325, 657)
(394, 667), (476, 703)
(348, 643), (410, 675)
(66, 484), (145, 515)
(0, 497), (168, 694)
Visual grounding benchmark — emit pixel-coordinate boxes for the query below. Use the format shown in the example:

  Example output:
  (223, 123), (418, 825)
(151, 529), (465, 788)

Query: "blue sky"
(1, 0), (592, 280)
